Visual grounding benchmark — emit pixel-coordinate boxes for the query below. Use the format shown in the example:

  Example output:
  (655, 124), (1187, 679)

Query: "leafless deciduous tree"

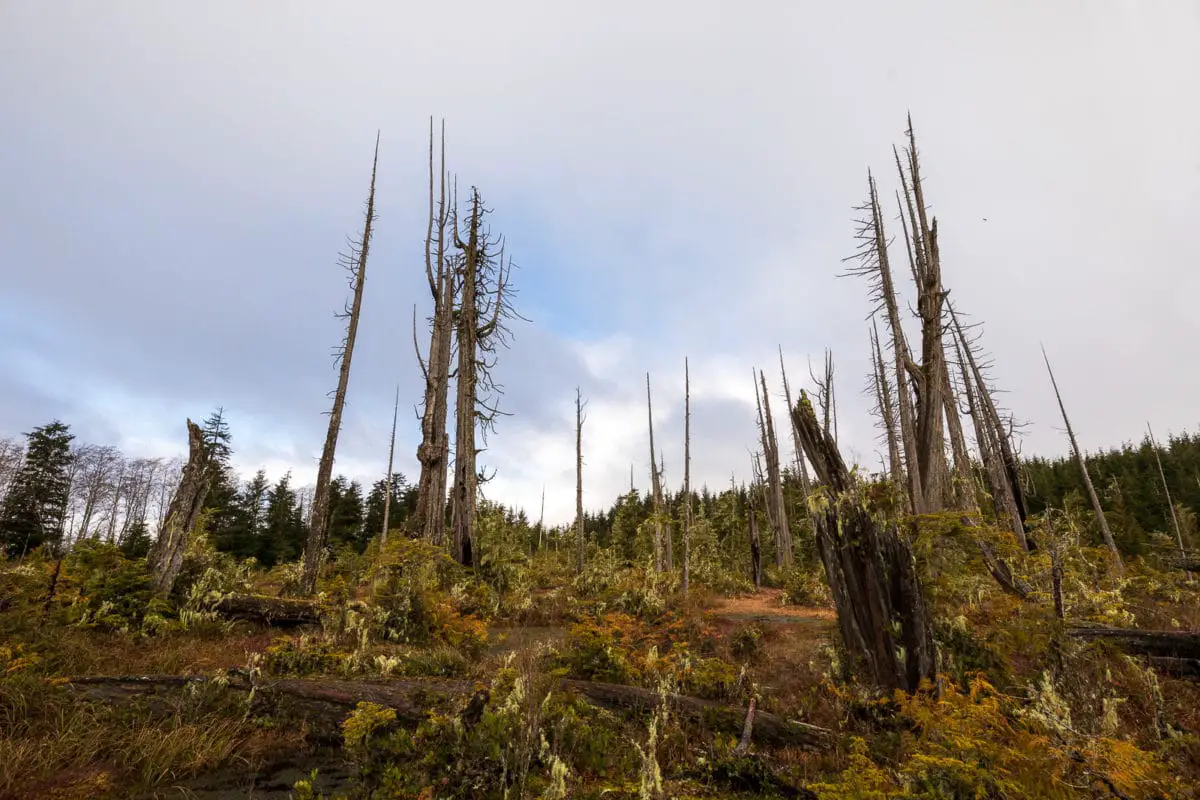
(868, 320), (904, 494)
(148, 420), (211, 595)
(414, 120), (455, 546)
(448, 187), (518, 566)
(1041, 344), (1123, 573)
(0, 437), (23, 506)
(791, 393), (935, 694)
(301, 136), (379, 594)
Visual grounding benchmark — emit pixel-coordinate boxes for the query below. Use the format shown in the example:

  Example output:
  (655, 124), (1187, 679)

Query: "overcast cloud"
(2, 1), (1198, 524)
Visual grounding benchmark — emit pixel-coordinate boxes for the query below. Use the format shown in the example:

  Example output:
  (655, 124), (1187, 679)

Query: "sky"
(2, 1), (1198, 525)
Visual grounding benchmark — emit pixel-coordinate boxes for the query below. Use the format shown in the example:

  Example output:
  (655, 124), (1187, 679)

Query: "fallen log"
(1068, 627), (1200, 680)
(1067, 627), (1200, 660)
(64, 674), (832, 750)
(211, 594), (324, 627)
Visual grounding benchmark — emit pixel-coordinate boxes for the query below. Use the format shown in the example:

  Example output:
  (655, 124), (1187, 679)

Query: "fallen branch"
(63, 674), (832, 750)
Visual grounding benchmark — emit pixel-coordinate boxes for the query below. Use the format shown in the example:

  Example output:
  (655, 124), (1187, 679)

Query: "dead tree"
(951, 305), (1028, 548)
(754, 370), (792, 567)
(869, 321), (904, 494)
(845, 172), (924, 512)
(808, 350), (838, 445)
(791, 392), (936, 694)
(537, 486), (545, 552)
(381, 384), (399, 544)
(682, 358), (692, 596)
(448, 188), (517, 566)
(301, 136), (379, 594)
(1147, 423), (1190, 581)
(747, 471), (764, 589)
(148, 419), (211, 595)
(778, 347), (813, 495)
(575, 387), (586, 574)
(893, 125), (952, 512)
(646, 373), (667, 570)
(1041, 345), (1123, 573)
(413, 120), (455, 545)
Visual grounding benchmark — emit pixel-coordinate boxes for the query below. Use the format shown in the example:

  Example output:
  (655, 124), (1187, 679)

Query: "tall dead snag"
(846, 172), (924, 513)
(448, 188), (517, 566)
(869, 320), (904, 493)
(778, 347), (813, 496)
(682, 358), (692, 596)
(754, 371), (792, 567)
(148, 419), (211, 595)
(747, 466), (764, 589)
(893, 124), (952, 511)
(809, 350), (838, 445)
(381, 384), (399, 544)
(940, 341), (977, 514)
(791, 392), (936, 694)
(1147, 423), (1189, 580)
(575, 387), (586, 574)
(646, 373), (666, 571)
(951, 305), (1027, 548)
(414, 121), (455, 545)
(301, 136), (379, 594)
(1042, 345), (1123, 573)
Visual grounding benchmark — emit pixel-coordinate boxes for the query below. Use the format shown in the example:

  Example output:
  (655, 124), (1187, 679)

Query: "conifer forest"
(3, 6), (1200, 800)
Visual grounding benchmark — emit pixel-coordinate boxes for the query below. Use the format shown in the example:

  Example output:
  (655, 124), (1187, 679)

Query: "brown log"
(211, 594), (325, 627)
(148, 419), (212, 595)
(1067, 627), (1200, 660)
(64, 674), (833, 750)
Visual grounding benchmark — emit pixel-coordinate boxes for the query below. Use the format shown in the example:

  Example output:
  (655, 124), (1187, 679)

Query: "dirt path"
(707, 588), (835, 625)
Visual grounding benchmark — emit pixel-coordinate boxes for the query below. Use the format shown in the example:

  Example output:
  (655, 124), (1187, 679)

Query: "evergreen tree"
(200, 408), (242, 554)
(0, 421), (75, 559)
(327, 476), (366, 552)
(119, 519), (153, 559)
(260, 472), (304, 566)
(363, 473), (416, 540)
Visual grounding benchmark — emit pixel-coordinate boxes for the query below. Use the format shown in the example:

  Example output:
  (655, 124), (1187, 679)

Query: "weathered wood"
(148, 419), (212, 595)
(64, 674), (833, 750)
(1042, 345), (1123, 573)
(646, 373), (666, 571)
(791, 393), (936, 694)
(381, 385), (399, 544)
(1067, 627), (1200, 660)
(413, 121), (454, 546)
(682, 357), (692, 596)
(575, 387), (586, 574)
(976, 538), (1033, 601)
(303, 137), (379, 593)
(211, 594), (324, 627)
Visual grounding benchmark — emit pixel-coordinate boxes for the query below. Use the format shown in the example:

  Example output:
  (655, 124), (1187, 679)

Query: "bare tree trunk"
(682, 358), (692, 597)
(537, 486), (545, 552)
(575, 387), (586, 574)
(950, 305), (1028, 548)
(381, 384), (398, 544)
(791, 392), (936, 694)
(646, 373), (666, 571)
(1041, 345), (1123, 573)
(1147, 423), (1190, 581)
(778, 347), (812, 495)
(870, 320), (904, 495)
(848, 173), (924, 513)
(941, 345), (976, 513)
(747, 483), (763, 589)
(809, 350), (838, 445)
(661, 450), (673, 571)
(301, 136), (379, 594)
(414, 121), (455, 546)
(148, 420), (211, 595)
(754, 371), (791, 567)
(894, 125), (950, 512)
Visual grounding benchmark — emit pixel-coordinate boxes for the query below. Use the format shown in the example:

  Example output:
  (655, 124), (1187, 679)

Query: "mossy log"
(211, 594), (325, 627)
(64, 674), (833, 750)
(1068, 627), (1200, 679)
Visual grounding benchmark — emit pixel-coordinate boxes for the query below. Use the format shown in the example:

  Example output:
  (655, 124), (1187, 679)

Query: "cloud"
(1, 1), (1198, 524)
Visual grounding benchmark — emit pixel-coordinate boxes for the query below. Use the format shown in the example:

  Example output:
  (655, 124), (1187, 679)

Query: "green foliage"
(0, 420), (74, 559)
(65, 540), (171, 633)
